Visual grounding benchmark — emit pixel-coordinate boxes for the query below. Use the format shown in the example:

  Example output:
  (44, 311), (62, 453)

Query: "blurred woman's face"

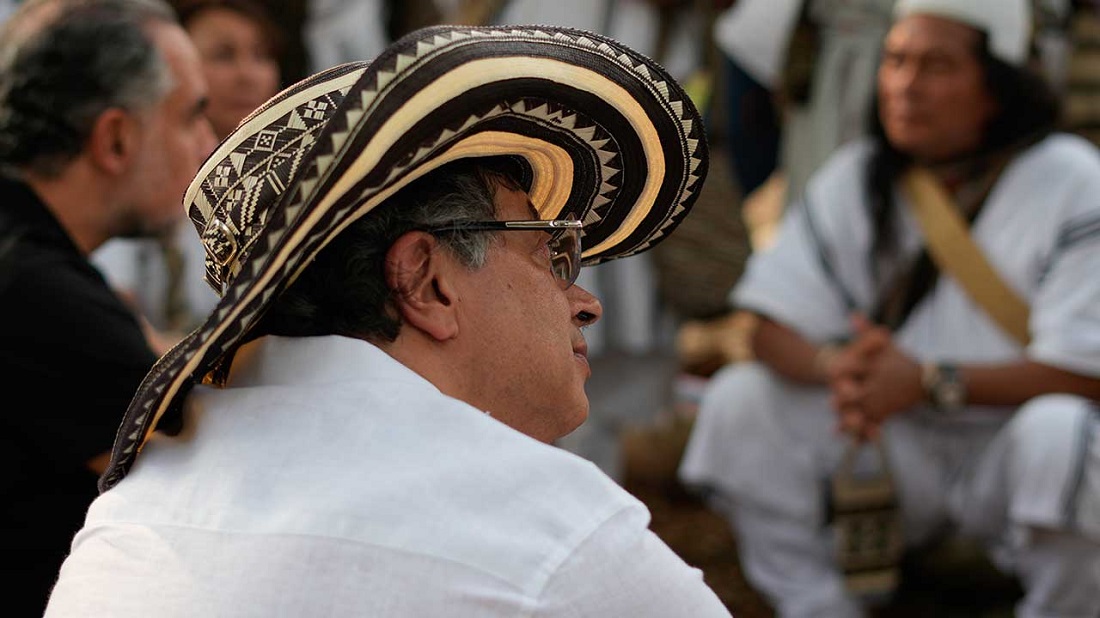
(186, 7), (280, 139)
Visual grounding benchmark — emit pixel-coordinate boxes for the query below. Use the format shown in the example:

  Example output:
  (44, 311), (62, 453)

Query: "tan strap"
(901, 168), (1031, 346)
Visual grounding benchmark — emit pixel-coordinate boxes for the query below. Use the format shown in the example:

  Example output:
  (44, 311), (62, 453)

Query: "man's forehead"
(150, 21), (209, 112)
(885, 14), (982, 57)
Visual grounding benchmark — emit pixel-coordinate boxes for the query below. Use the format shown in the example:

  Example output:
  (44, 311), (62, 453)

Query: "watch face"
(932, 363), (965, 411)
(940, 380), (966, 409)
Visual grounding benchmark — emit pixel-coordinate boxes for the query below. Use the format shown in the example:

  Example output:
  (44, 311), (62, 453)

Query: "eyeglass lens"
(549, 226), (581, 287)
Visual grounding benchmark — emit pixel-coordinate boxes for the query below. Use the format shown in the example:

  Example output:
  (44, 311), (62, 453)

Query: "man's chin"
(563, 403), (590, 436)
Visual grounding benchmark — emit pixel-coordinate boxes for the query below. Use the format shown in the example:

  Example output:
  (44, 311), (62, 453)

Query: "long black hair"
(864, 32), (1061, 322)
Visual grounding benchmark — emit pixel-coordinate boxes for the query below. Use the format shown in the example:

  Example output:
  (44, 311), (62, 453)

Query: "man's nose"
(885, 62), (920, 95)
(569, 284), (602, 327)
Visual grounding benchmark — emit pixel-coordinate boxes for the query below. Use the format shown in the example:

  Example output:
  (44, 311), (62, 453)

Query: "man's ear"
(86, 108), (139, 175)
(385, 231), (460, 341)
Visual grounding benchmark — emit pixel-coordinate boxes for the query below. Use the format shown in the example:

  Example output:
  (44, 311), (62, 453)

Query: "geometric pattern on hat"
(100, 24), (709, 491)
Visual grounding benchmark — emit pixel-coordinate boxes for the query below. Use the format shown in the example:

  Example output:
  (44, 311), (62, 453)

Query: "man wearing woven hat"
(0, 1), (215, 614)
(45, 24), (730, 617)
(681, 0), (1100, 616)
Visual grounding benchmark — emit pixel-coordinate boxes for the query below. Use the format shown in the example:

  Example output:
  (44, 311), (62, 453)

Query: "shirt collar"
(225, 334), (438, 393)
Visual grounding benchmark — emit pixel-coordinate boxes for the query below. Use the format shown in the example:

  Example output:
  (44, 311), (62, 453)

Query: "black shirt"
(0, 176), (158, 616)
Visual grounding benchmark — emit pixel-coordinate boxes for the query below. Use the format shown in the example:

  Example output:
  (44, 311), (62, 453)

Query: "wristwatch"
(921, 362), (966, 413)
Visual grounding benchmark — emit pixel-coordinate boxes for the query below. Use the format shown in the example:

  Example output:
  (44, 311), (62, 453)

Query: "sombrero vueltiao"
(100, 24), (709, 491)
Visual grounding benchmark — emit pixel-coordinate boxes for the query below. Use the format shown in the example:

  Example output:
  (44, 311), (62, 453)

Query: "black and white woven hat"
(100, 24), (709, 490)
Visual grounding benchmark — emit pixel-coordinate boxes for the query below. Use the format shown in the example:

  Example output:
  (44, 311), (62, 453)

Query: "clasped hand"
(825, 314), (924, 441)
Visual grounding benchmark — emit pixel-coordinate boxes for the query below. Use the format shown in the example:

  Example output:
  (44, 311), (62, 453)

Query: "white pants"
(679, 362), (1100, 618)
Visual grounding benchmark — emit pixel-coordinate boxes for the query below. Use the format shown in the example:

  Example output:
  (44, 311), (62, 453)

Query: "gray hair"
(0, 0), (178, 178)
(253, 157), (528, 343)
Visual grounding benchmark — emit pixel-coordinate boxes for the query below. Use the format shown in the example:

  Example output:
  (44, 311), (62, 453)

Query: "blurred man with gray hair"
(0, 0), (215, 613)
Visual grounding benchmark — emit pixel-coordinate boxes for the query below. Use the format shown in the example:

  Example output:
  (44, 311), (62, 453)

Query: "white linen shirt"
(46, 335), (729, 617)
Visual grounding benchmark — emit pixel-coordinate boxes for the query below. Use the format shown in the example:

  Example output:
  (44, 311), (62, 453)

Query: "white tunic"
(47, 336), (730, 617)
(740, 133), (1100, 378)
(678, 133), (1100, 615)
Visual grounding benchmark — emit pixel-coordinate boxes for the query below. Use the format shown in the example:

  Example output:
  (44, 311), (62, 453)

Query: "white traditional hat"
(894, 0), (1032, 66)
(99, 24), (709, 491)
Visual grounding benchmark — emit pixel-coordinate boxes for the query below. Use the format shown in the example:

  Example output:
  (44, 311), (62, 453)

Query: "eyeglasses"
(423, 218), (583, 288)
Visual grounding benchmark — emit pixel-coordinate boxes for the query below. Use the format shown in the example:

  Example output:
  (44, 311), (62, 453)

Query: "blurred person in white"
(680, 0), (1100, 616)
(92, 0), (280, 351)
(710, 0), (800, 202)
(44, 24), (730, 617)
(779, 0), (898, 209)
(303, 0), (387, 72)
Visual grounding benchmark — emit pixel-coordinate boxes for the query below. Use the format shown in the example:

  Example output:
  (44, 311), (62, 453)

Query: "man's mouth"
(572, 340), (590, 376)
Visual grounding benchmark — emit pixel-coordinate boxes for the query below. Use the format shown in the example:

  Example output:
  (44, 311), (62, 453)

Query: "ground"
(620, 415), (1022, 617)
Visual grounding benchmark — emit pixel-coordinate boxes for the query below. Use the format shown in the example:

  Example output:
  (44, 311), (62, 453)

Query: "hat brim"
(100, 25), (709, 491)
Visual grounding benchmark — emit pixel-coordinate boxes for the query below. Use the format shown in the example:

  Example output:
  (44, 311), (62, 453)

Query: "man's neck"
(915, 139), (1026, 220)
(915, 130), (1046, 193)
(380, 332), (479, 409)
(22, 161), (113, 256)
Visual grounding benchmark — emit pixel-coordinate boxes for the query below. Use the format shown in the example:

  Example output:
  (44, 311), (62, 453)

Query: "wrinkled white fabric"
(712, 0), (802, 85)
(48, 335), (730, 617)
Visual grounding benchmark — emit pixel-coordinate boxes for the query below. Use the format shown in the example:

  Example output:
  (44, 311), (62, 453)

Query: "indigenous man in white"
(680, 1), (1100, 617)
